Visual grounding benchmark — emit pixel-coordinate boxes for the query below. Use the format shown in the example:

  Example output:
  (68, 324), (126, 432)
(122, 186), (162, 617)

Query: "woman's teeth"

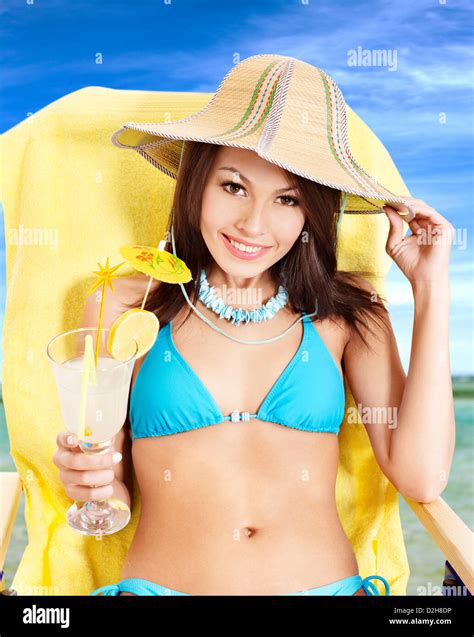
(228, 237), (262, 253)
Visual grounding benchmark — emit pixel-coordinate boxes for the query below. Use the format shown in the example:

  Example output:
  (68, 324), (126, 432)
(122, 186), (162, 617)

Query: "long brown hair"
(125, 141), (390, 350)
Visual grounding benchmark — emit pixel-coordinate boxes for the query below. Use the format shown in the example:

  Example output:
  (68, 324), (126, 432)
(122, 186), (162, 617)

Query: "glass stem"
(78, 438), (115, 529)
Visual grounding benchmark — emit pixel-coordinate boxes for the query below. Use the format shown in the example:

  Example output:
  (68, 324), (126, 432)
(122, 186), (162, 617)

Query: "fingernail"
(112, 452), (122, 464)
(67, 435), (75, 445)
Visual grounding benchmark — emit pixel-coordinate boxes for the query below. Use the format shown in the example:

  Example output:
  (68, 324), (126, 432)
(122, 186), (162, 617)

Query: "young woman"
(53, 139), (455, 597)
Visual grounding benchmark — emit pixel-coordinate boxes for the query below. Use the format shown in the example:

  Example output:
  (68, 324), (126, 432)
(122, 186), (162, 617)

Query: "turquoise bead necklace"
(197, 268), (289, 326)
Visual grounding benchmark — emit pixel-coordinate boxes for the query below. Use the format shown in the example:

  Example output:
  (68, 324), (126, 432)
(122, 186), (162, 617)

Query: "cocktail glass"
(46, 327), (138, 536)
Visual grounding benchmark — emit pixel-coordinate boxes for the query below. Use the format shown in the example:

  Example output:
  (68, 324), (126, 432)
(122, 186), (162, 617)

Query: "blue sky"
(0, 0), (473, 376)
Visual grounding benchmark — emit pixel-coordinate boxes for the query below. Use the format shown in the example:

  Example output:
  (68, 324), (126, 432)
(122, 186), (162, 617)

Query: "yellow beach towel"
(0, 86), (410, 595)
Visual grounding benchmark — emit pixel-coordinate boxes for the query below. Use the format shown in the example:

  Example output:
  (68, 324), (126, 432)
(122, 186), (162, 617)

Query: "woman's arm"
(343, 280), (455, 503)
(390, 277), (454, 501)
(342, 197), (456, 504)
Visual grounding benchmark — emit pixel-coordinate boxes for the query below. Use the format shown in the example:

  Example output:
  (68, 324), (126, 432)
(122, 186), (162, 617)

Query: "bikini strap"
(361, 575), (390, 596)
(90, 583), (121, 596)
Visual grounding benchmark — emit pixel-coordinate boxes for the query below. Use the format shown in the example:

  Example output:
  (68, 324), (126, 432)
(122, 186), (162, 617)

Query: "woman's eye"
(222, 182), (299, 206)
(278, 195), (299, 207)
(223, 182), (246, 196)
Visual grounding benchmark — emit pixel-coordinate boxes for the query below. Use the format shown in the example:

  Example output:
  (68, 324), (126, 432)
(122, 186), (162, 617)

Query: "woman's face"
(200, 146), (305, 279)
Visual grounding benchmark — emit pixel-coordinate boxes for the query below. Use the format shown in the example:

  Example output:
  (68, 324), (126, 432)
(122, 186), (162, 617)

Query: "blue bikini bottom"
(91, 574), (390, 596)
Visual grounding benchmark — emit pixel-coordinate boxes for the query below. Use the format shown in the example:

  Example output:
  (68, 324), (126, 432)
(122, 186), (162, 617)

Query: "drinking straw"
(78, 334), (97, 440)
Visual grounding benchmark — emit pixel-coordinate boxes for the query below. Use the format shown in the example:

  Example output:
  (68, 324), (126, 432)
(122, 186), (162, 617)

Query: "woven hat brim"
(111, 54), (411, 214)
(112, 125), (407, 214)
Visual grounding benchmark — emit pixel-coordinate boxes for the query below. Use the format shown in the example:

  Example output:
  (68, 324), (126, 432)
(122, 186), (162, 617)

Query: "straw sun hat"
(111, 53), (411, 216)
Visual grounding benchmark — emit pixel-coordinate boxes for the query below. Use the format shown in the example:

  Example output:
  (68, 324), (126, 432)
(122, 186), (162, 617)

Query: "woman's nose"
(237, 202), (268, 235)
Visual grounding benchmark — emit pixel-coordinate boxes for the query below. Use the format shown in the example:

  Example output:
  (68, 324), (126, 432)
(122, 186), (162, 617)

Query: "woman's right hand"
(53, 432), (123, 501)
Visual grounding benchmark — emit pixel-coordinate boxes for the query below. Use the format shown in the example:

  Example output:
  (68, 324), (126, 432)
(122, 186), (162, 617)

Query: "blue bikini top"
(129, 313), (345, 440)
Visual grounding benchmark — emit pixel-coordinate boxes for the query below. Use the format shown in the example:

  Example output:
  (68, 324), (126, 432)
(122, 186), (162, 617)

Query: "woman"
(53, 55), (455, 597)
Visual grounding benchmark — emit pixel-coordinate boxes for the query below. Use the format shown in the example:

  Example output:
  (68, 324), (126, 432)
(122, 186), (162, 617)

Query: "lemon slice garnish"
(107, 308), (159, 361)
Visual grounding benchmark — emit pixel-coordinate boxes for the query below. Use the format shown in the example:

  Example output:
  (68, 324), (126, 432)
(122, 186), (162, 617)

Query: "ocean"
(1, 378), (472, 595)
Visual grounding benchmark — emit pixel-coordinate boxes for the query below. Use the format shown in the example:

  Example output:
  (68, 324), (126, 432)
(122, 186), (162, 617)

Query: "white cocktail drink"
(47, 327), (137, 536)
(58, 356), (131, 445)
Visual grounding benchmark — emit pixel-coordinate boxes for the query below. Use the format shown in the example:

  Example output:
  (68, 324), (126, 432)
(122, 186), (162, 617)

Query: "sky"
(0, 0), (473, 377)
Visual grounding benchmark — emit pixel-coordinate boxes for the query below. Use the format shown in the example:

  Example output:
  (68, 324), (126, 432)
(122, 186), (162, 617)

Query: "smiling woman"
(81, 55), (413, 598)
(83, 140), (396, 597)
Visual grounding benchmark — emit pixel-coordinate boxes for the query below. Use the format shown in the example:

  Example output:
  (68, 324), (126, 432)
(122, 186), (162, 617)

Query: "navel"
(242, 526), (257, 538)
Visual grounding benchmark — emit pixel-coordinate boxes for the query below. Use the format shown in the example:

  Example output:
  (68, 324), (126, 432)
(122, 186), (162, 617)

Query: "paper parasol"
(120, 240), (192, 311)
(119, 242), (192, 284)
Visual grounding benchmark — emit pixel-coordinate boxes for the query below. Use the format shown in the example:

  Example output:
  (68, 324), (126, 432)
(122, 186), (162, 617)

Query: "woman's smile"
(220, 231), (273, 260)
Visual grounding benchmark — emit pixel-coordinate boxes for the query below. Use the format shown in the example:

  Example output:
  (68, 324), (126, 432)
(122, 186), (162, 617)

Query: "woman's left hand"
(383, 197), (454, 287)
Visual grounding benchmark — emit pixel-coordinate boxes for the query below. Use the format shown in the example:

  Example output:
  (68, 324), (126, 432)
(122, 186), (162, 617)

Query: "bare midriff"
(120, 425), (360, 595)
(118, 287), (362, 595)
